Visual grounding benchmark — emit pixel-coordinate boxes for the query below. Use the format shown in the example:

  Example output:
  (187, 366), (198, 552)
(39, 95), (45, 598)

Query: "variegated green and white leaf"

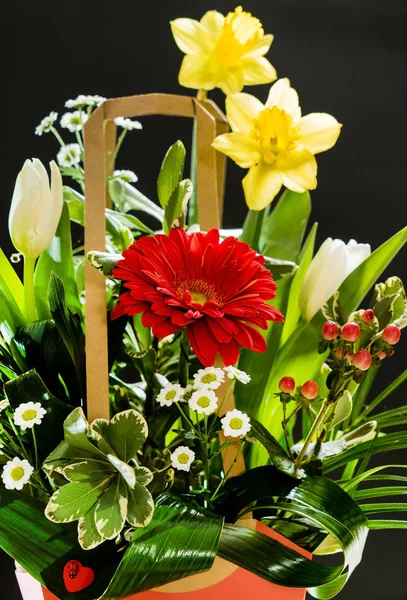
(95, 477), (128, 540)
(63, 460), (115, 483)
(90, 418), (115, 455)
(134, 466), (154, 487)
(127, 482), (154, 528)
(78, 506), (105, 550)
(107, 454), (136, 488)
(327, 390), (353, 431)
(63, 407), (104, 457)
(107, 409), (148, 462)
(45, 476), (113, 523)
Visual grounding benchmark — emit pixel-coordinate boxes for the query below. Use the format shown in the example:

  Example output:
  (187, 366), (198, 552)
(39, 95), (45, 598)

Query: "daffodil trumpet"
(212, 78), (342, 210)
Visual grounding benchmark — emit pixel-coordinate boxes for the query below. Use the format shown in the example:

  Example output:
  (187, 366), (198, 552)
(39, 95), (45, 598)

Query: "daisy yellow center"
(178, 453), (190, 465)
(165, 390), (177, 400)
(229, 417), (243, 430)
(197, 396), (211, 408)
(211, 6), (263, 69)
(250, 107), (298, 164)
(176, 278), (224, 306)
(201, 373), (217, 384)
(22, 409), (37, 421)
(10, 466), (24, 481)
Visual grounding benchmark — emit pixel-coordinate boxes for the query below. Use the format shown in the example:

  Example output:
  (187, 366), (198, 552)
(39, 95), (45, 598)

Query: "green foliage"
(157, 140), (186, 209)
(44, 408), (154, 549)
(0, 249), (26, 326)
(109, 179), (164, 223)
(164, 178), (193, 234)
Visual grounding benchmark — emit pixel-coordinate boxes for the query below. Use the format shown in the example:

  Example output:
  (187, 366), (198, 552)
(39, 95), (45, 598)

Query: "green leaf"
(360, 502), (407, 514)
(88, 251), (122, 276)
(63, 460), (115, 483)
(240, 208), (265, 250)
(263, 255), (298, 280)
(368, 519), (407, 529)
(5, 369), (72, 459)
(107, 409), (148, 462)
(102, 493), (223, 597)
(109, 179), (164, 223)
(106, 454), (137, 488)
(359, 367), (407, 419)
(163, 179), (193, 234)
(0, 249), (25, 324)
(353, 486), (407, 500)
(327, 390), (353, 430)
(95, 477), (128, 540)
(157, 140), (186, 209)
(45, 477), (113, 523)
(78, 506), (105, 550)
(48, 273), (86, 393)
(63, 408), (105, 458)
(127, 480), (154, 527)
(34, 202), (81, 320)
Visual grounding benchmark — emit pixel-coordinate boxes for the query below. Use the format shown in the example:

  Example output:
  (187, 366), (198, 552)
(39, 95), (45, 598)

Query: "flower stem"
(50, 126), (65, 147)
(32, 427), (39, 471)
(23, 256), (36, 321)
(210, 443), (243, 503)
(197, 90), (208, 102)
(295, 401), (331, 468)
(178, 329), (190, 388)
(108, 129), (127, 174)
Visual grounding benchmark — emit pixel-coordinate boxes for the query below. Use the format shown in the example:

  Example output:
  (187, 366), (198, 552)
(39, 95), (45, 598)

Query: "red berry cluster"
(278, 377), (319, 401)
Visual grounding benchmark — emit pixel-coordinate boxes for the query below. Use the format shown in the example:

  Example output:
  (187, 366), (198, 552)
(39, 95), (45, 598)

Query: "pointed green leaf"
(78, 506), (105, 550)
(163, 179), (193, 234)
(46, 477), (113, 523)
(157, 140), (186, 209)
(107, 409), (148, 462)
(135, 466), (154, 486)
(0, 248), (25, 311)
(63, 408), (105, 457)
(95, 477), (128, 540)
(127, 482), (154, 527)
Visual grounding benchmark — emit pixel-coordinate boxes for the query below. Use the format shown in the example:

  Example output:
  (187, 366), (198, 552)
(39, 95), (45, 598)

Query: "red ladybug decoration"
(63, 560), (95, 593)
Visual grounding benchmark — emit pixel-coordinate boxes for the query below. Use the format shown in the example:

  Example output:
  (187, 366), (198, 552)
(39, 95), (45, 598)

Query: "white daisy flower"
(60, 110), (88, 132)
(156, 383), (184, 407)
(1, 457), (34, 490)
(14, 402), (46, 430)
(0, 399), (10, 412)
(35, 111), (58, 136)
(189, 389), (218, 415)
(65, 94), (106, 108)
(57, 143), (82, 167)
(221, 409), (251, 438)
(223, 366), (251, 385)
(112, 169), (138, 183)
(193, 367), (225, 390)
(114, 117), (143, 131)
(170, 446), (195, 472)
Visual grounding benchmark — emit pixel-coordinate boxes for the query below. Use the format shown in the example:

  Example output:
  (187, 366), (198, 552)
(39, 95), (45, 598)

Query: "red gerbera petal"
(111, 228), (284, 366)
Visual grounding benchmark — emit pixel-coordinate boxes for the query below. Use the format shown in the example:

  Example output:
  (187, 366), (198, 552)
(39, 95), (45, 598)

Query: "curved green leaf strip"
(109, 179), (164, 223)
(101, 493), (224, 598)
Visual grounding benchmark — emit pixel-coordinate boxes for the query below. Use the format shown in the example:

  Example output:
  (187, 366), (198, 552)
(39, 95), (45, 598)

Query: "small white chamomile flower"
(14, 402), (46, 430)
(193, 367), (225, 390)
(35, 111), (58, 136)
(221, 409), (251, 438)
(0, 399), (10, 413)
(223, 366), (251, 384)
(170, 446), (195, 472)
(57, 143), (82, 167)
(156, 383), (184, 407)
(189, 389), (218, 415)
(65, 94), (106, 108)
(1, 457), (34, 490)
(60, 110), (88, 132)
(114, 117), (143, 131)
(112, 169), (138, 183)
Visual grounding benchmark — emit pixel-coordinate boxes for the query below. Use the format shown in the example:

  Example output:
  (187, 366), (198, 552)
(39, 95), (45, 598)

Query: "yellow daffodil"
(212, 78), (342, 209)
(171, 6), (276, 95)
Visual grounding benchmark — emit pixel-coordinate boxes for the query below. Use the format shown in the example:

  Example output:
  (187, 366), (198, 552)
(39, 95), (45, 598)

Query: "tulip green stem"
(23, 256), (36, 321)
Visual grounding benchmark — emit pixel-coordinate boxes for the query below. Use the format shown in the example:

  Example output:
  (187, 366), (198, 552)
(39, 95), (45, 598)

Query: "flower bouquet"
(1, 6), (407, 600)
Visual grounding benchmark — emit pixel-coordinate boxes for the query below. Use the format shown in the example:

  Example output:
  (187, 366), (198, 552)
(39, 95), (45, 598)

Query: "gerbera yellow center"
(176, 278), (224, 306)
(250, 106), (298, 164)
(211, 6), (263, 69)
(197, 396), (211, 408)
(10, 467), (24, 481)
(201, 373), (217, 384)
(178, 453), (190, 464)
(230, 417), (243, 430)
(165, 390), (177, 401)
(22, 409), (37, 421)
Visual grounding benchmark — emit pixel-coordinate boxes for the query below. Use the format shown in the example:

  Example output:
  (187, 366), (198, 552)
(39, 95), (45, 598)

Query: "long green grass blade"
(360, 503), (407, 514)
(368, 519), (407, 529)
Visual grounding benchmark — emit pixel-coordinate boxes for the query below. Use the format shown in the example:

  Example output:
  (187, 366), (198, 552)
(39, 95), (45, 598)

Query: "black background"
(1, 1), (407, 598)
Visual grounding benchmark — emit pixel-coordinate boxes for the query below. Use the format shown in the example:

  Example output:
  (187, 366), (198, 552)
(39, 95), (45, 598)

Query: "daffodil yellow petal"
(218, 69), (245, 95)
(278, 150), (317, 192)
(243, 57), (277, 86)
(225, 93), (264, 133)
(266, 78), (301, 121)
(200, 10), (224, 42)
(178, 55), (214, 90)
(297, 113), (342, 154)
(170, 18), (211, 56)
(212, 132), (260, 168)
(242, 162), (283, 210)
(243, 33), (274, 59)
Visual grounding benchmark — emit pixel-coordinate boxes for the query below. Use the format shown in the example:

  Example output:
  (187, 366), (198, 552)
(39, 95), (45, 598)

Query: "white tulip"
(299, 238), (371, 321)
(9, 159), (63, 259)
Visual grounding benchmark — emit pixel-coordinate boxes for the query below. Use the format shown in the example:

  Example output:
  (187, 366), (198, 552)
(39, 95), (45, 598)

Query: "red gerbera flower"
(111, 228), (284, 366)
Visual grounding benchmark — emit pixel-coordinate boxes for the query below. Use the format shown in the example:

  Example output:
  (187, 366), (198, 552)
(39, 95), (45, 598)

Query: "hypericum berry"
(322, 321), (339, 340)
(301, 380), (319, 400)
(341, 322), (361, 342)
(382, 325), (401, 345)
(378, 351), (387, 360)
(335, 347), (352, 362)
(279, 377), (295, 394)
(351, 349), (372, 371)
(361, 309), (375, 324)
